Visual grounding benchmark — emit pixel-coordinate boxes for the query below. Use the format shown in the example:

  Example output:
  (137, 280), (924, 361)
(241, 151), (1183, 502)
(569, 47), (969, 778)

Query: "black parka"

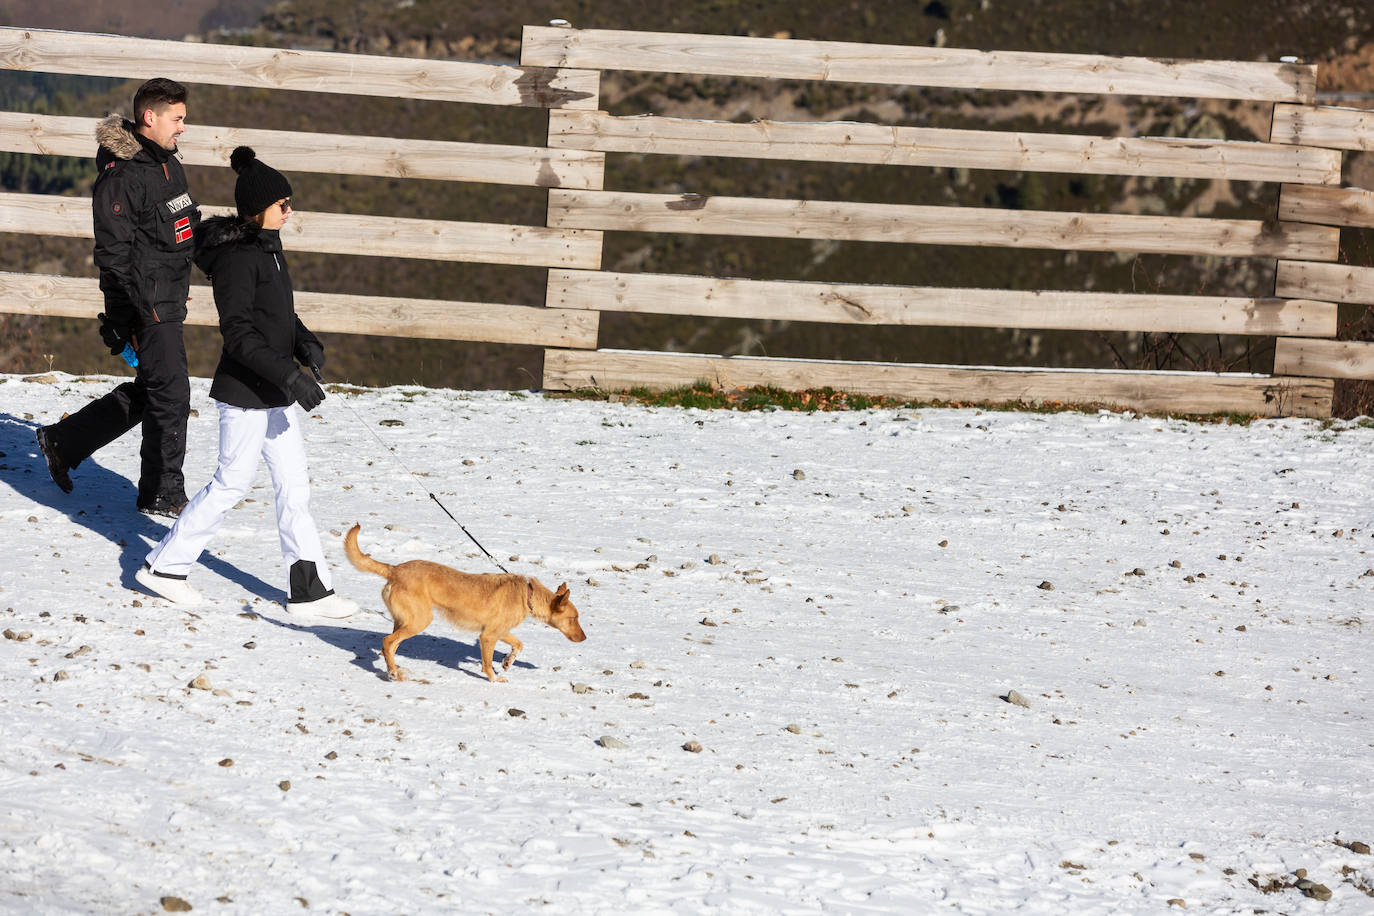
(92, 116), (200, 329)
(194, 216), (321, 409)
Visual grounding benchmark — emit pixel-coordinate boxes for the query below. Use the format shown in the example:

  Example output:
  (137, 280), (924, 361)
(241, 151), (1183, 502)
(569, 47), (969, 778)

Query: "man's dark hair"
(131, 78), (188, 126)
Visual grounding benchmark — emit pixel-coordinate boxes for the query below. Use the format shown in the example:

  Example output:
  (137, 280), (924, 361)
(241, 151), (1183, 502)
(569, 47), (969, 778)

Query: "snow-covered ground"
(1, 371), (1371, 914)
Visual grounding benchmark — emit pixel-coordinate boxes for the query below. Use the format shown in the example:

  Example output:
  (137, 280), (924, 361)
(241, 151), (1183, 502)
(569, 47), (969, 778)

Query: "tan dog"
(344, 524), (586, 682)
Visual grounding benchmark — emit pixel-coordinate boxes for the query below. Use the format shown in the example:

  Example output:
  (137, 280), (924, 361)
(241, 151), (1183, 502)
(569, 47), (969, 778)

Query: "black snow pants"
(47, 320), (190, 506)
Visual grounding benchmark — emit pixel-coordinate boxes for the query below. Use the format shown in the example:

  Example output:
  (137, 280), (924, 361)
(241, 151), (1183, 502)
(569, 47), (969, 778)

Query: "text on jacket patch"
(165, 193), (193, 214)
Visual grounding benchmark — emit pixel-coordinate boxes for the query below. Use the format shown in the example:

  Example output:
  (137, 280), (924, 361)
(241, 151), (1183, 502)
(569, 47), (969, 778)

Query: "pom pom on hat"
(229, 145), (257, 175)
(230, 146), (292, 218)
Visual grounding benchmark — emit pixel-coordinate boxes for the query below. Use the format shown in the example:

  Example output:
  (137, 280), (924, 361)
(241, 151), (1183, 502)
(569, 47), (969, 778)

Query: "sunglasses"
(275, 198), (292, 211)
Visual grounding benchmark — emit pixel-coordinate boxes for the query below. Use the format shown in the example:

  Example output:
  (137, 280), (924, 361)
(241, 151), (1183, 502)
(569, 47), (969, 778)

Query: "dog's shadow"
(253, 610), (536, 681)
(1, 414), (277, 601)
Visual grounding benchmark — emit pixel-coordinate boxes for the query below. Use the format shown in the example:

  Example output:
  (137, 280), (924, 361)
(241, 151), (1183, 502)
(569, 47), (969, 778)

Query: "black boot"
(35, 427), (73, 494)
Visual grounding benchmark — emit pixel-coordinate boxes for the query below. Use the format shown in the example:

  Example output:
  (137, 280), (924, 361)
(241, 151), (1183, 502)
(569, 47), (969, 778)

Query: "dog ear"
(555, 582), (570, 599)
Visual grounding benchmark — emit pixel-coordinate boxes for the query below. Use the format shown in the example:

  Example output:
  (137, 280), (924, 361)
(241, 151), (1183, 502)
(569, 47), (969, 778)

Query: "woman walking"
(135, 147), (356, 618)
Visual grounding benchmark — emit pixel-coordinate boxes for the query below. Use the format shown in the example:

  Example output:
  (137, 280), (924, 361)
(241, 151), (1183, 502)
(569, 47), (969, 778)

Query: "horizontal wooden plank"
(547, 190), (1340, 261)
(547, 110), (1340, 185)
(0, 26), (599, 109)
(1277, 183), (1374, 229)
(522, 26), (1315, 103)
(0, 192), (604, 269)
(1271, 103), (1374, 151)
(0, 111), (606, 190)
(542, 348), (1333, 418)
(1273, 338), (1374, 380)
(1276, 260), (1374, 306)
(548, 269), (1337, 337)
(0, 271), (600, 347)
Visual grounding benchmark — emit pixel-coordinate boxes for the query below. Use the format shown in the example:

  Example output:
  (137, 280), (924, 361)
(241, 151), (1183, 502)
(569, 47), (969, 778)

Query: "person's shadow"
(1, 415), (277, 601)
(252, 610), (534, 681)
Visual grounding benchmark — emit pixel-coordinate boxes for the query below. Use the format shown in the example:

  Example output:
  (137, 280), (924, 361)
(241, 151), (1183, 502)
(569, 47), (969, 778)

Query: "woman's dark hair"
(132, 78), (188, 125)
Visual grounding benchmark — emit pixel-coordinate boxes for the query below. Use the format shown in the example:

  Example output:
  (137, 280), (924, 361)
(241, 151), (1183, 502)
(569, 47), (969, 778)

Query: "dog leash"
(309, 364), (511, 574)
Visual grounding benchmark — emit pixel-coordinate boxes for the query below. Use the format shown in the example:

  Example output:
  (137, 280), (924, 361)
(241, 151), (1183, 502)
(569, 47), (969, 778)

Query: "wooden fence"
(0, 25), (607, 350)
(3, 24), (1373, 417)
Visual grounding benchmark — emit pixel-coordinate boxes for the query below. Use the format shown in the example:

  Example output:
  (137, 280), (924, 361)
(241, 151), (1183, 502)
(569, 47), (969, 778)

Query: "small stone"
(1214, 670), (1225, 677)
(938, 540), (948, 548)
(53, 670), (70, 682)
(629, 659), (647, 669)
(379, 419), (404, 427)
(242, 641), (256, 649)
(1133, 618), (1147, 627)
(1004, 690), (1031, 708)
(571, 683), (593, 694)
(160, 897), (193, 913)
(598, 735), (627, 749)
(1037, 580), (1054, 591)
(1166, 900), (1185, 909)
(1235, 625), (1246, 632)
(188, 675), (212, 691)
(700, 618), (717, 627)
(507, 708), (525, 718)
(1300, 881), (1332, 901)
(683, 740), (703, 753)
(707, 554), (723, 565)
(4, 629), (33, 642)
(1350, 841), (1371, 855)
(1170, 560), (1182, 568)
(1131, 567), (1146, 576)
(586, 577), (600, 587)
(278, 781), (291, 792)
(217, 758), (233, 767)
(64, 645), (92, 658)
(785, 723), (802, 734)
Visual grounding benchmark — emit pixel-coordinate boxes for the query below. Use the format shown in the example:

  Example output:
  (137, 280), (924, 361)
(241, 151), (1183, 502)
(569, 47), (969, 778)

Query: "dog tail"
(343, 524), (393, 579)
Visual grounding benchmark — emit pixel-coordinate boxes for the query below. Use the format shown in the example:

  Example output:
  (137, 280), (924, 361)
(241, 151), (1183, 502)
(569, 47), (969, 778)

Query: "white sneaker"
(286, 592), (358, 619)
(135, 565), (203, 606)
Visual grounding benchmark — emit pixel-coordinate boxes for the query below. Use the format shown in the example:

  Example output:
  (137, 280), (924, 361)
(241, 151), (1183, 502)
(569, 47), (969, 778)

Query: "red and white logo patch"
(111, 201), (122, 214)
(174, 217), (192, 244)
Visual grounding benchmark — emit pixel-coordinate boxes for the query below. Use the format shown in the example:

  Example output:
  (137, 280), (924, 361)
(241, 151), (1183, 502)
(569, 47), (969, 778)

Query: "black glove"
(296, 340), (325, 373)
(285, 369), (326, 411)
(98, 312), (131, 356)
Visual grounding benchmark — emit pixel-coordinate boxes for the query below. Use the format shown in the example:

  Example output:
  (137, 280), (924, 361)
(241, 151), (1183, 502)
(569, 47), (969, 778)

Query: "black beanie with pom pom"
(230, 146), (292, 218)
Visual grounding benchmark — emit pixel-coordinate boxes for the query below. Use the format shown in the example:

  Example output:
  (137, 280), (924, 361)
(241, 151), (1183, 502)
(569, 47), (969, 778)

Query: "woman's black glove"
(285, 369), (326, 411)
(296, 340), (325, 372)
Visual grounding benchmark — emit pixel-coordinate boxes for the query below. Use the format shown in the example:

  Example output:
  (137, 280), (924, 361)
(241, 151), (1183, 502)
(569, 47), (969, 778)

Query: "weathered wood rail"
(2, 23), (1373, 416)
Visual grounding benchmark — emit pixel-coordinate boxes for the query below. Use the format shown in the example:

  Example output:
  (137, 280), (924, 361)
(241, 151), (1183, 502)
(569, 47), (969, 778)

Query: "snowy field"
(1, 371), (1372, 915)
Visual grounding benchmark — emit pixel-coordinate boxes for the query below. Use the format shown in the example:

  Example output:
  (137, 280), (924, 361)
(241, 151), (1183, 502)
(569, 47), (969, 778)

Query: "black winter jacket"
(92, 116), (200, 329)
(194, 216), (322, 409)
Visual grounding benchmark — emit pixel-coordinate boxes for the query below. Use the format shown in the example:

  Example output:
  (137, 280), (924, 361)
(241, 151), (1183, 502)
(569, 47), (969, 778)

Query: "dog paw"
(389, 667), (410, 682)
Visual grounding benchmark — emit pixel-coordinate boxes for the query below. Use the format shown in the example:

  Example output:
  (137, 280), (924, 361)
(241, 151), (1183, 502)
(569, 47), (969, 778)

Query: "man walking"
(36, 77), (200, 517)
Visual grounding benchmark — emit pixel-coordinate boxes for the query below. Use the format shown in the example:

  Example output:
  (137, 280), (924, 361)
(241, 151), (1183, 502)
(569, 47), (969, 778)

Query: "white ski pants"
(145, 401), (330, 588)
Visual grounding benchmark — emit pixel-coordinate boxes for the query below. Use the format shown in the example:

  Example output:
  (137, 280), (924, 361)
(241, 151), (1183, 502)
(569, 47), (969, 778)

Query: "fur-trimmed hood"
(95, 114), (142, 161)
(194, 215), (281, 277)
